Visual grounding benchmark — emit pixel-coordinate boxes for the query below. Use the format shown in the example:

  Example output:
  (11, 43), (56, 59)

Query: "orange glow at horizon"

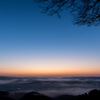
(0, 55), (100, 77)
(0, 66), (100, 76)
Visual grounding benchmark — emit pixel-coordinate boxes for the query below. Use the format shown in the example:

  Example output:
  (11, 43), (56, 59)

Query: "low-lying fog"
(0, 76), (100, 97)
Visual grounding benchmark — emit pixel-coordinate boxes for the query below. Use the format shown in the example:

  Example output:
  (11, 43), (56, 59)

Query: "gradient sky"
(0, 0), (100, 76)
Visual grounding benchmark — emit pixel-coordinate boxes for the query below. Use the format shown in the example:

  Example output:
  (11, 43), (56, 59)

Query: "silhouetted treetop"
(34, 0), (100, 26)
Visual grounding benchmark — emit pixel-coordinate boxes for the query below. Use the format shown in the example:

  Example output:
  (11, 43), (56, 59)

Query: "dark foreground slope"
(20, 92), (54, 100)
(0, 89), (100, 100)
(0, 91), (55, 100)
(55, 89), (100, 100)
(0, 91), (15, 100)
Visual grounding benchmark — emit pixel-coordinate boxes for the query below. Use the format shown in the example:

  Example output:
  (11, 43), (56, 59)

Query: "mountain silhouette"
(0, 91), (15, 100)
(20, 92), (55, 100)
(0, 89), (100, 100)
(55, 89), (100, 100)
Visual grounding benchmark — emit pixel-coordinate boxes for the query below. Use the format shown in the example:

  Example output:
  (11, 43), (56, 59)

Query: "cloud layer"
(0, 76), (100, 97)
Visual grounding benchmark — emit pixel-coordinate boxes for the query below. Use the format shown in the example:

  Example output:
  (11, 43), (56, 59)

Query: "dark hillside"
(0, 89), (100, 100)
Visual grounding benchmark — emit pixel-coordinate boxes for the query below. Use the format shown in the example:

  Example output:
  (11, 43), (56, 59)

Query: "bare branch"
(35, 0), (100, 26)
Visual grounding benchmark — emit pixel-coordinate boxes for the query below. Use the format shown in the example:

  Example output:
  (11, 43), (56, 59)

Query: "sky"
(0, 0), (100, 76)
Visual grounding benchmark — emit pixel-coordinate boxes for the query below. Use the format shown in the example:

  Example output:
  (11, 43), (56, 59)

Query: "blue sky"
(0, 0), (100, 76)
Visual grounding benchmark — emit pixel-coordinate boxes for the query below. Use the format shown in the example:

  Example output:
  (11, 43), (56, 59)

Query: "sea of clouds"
(0, 76), (100, 97)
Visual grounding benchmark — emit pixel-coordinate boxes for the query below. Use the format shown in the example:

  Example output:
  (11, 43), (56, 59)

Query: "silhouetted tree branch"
(34, 0), (100, 26)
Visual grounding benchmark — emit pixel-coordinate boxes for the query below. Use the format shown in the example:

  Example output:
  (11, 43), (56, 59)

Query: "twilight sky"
(0, 0), (100, 76)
